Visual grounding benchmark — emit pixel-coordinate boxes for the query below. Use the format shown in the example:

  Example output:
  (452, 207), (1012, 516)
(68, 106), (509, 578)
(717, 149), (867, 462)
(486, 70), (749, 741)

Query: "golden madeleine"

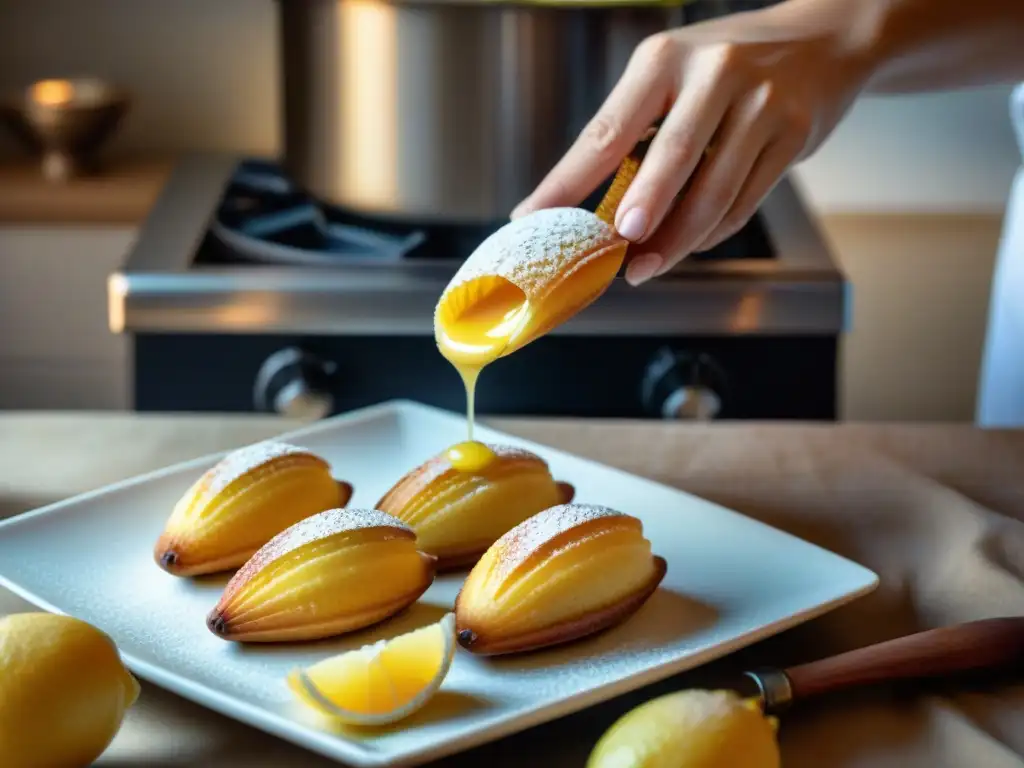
(432, 136), (646, 372)
(434, 207), (629, 371)
(376, 443), (575, 571)
(154, 441), (352, 577)
(455, 503), (666, 655)
(207, 508), (436, 643)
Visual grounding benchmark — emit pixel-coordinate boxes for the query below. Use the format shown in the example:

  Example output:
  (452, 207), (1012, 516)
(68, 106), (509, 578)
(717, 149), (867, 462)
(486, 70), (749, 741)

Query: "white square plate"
(0, 400), (877, 767)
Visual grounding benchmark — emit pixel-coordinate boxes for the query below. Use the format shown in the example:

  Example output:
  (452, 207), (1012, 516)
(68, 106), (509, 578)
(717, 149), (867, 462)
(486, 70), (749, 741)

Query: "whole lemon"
(0, 612), (140, 767)
(587, 689), (781, 768)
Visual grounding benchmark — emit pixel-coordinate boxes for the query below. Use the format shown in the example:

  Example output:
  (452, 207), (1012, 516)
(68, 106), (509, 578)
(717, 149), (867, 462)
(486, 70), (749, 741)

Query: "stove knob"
(641, 348), (726, 421)
(254, 348), (336, 420)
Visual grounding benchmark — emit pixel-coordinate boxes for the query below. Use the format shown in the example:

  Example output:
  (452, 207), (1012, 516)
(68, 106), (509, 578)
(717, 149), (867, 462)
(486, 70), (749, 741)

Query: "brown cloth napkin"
(494, 420), (1024, 768)
(1, 415), (1023, 767)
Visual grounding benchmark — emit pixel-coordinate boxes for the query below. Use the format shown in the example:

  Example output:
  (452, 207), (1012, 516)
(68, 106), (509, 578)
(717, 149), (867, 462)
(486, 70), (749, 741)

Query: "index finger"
(511, 40), (677, 218)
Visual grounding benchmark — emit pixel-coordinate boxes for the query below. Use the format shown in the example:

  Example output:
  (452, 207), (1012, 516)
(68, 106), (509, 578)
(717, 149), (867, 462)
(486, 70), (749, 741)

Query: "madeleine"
(434, 207), (628, 369)
(154, 441), (352, 577)
(207, 508), (435, 643)
(376, 444), (574, 570)
(454, 503), (666, 655)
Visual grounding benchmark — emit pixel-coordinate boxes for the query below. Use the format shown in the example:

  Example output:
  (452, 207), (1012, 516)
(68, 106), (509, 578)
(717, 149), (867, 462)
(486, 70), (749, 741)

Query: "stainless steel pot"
(277, 0), (768, 223)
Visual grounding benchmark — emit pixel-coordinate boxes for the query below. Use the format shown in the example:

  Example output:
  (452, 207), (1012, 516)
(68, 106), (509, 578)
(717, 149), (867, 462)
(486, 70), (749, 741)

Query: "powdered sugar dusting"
(226, 508), (412, 590)
(490, 444), (545, 464)
(494, 503), (625, 583)
(436, 208), (619, 315)
(198, 441), (323, 502)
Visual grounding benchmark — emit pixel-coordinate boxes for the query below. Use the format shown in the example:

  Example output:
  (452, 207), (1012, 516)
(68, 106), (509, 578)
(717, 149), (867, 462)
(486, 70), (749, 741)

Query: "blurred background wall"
(0, 0), (1017, 420)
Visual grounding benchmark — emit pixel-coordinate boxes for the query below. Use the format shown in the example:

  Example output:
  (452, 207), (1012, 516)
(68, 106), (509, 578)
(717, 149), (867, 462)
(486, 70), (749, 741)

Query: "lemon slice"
(287, 612), (456, 726)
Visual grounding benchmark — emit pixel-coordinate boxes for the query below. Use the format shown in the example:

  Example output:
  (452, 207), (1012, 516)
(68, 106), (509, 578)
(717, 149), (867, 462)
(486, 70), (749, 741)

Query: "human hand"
(511, 0), (876, 285)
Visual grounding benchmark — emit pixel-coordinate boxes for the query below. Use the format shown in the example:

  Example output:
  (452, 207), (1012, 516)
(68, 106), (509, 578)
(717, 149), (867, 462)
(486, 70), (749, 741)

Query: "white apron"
(977, 83), (1024, 427)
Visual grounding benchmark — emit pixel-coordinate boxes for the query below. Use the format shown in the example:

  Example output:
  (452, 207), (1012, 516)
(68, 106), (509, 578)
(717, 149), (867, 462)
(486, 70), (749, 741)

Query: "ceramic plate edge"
(0, 574), (394, 767)
(0, 398), (881, 766)
(0, 399), (410, 535)
(381, 399), (881, 587)
(0, 395), (877, 591)
(0, 566), (877, 768)
(390, 573), (878, 766)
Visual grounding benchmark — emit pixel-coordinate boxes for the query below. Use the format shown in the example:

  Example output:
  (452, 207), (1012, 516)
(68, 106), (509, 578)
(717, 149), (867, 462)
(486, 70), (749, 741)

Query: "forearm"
(776, 0), (1024, 93)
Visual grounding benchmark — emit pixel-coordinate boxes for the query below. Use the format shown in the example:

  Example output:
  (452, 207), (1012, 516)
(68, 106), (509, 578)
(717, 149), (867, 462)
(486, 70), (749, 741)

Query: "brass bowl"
(0, 78), (130, 181)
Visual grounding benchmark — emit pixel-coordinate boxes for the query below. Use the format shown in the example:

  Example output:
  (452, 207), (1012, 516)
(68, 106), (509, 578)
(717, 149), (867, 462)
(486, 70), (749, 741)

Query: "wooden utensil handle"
(784, 617), (1024, 702)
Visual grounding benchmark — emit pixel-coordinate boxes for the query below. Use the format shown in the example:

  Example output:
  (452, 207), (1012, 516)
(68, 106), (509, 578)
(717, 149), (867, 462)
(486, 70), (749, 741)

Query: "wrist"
(768, 0), (892, 89)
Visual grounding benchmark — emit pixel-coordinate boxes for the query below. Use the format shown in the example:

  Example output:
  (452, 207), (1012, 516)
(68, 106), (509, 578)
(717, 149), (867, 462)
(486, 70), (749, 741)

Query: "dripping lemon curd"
(445, 439), (499, 474)
(434, 152), (641, 469)
(435, 276), (531, 472)
(434, 223), (626, 471)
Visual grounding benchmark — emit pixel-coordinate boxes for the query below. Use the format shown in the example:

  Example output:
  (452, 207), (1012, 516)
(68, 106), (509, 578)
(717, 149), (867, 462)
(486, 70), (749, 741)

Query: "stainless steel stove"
(108, 153), (849, 421)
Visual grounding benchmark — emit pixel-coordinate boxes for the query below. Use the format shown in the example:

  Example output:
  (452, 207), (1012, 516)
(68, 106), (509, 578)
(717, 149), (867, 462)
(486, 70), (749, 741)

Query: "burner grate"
(211, 160), (427, 267)
(206, 158), (775, 268)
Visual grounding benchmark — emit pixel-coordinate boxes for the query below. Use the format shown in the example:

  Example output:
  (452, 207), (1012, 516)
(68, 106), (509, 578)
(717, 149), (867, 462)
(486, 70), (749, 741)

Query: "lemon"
(287, 612), (456, 726)
(587, 689), (781, 768)
(0, 612), (140, 767)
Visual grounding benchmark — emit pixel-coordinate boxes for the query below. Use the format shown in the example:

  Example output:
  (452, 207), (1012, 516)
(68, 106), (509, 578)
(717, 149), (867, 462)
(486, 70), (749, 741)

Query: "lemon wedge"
(287, 612), (456, 726)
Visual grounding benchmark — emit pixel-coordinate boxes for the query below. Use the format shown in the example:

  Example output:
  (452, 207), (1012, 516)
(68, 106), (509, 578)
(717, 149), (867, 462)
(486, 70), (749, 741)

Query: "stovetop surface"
(196, 159), (775, 269)
(110, 152), (845, 337)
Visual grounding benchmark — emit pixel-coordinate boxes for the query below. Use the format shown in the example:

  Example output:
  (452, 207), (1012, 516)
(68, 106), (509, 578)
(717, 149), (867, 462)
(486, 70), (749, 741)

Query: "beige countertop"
(0, 156), (174, 226)
(2, 412), (1024, 767)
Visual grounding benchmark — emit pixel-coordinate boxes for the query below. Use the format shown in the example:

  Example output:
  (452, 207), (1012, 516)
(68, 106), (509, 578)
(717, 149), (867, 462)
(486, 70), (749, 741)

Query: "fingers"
(623, 89), (774, 285)
(692, 135), (799, 253)
(613, 47), (738, 245)
(511, 35), (678, 219)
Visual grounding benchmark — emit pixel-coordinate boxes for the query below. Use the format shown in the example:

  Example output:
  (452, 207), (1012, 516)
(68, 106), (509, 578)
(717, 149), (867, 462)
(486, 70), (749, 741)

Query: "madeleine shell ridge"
(207, 507), (436, 643)
(154, 440), (353, 577)
(454, 503), (666, 655)
(375, 443), (576, 570)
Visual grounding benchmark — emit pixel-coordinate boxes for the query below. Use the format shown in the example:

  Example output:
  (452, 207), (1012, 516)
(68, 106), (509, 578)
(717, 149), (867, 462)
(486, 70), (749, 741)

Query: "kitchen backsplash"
(0, 0), (1018, 214)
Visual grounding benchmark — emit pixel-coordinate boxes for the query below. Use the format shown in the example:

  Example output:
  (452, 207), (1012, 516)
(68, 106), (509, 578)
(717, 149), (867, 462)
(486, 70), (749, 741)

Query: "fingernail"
(616, 207), (648, 241)
(510, 200), (532, 219)
(625, 253), (662, 286)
